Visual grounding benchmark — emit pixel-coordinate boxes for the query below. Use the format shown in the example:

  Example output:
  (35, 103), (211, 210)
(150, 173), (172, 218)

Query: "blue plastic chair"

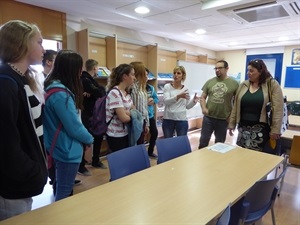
(156, 135), (192, 164)
(107, 144), (150, 181)
(216, 204), (231, 225)
(231, 168), (286, 225)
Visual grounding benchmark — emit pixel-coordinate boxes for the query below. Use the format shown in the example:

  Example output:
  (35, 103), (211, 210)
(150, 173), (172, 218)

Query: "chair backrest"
(230, 168), (286, 225)
(156, 135), (192, 164)
(107, 144), (150, 181)
(244, 176), (280, 213)
(216, 204), (231, 225)
(290, 135), (300, 166)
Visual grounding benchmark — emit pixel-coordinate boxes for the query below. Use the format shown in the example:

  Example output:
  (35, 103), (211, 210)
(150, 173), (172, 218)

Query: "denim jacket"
(127, 109), (144, 146)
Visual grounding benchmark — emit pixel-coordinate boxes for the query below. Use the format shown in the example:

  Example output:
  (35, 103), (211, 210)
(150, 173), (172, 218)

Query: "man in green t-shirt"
(199, 60), (239, 149)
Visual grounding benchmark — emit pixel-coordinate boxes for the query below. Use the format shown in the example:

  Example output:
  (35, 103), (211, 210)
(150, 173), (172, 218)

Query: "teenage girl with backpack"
(105, 64), (136, 152)
(43, 50), (93, 201)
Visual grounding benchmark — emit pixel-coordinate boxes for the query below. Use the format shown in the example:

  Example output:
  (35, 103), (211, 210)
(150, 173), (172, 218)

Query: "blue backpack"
(89, 88), (122, 136)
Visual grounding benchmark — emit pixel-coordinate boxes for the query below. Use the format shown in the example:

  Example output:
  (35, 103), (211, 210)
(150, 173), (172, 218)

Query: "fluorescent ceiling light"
(278, 36), (289, 41)
(195, 29), (206, 35)
(185, 32), (197, 37)
(202, 0), (243, 10)
(135, 6), (150, 14)
(228, 41), (239, 46)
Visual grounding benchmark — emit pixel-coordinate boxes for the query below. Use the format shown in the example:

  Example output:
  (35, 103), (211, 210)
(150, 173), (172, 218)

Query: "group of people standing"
(199, 59), (284, 152)
(0, 19), (284, 221)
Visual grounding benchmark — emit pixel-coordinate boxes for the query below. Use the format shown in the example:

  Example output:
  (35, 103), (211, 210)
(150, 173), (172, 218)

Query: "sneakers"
(77, 166), (92, 176)
(148, 153), (158, 159)
(92, 161), (107, 169)
(74, 179), (82, 186)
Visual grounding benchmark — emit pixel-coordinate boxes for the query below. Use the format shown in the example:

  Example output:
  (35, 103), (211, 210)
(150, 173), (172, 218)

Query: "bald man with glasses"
(198, 60), (239, 149)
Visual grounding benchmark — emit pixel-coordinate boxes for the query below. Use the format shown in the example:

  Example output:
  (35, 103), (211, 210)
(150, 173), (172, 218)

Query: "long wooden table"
(0, 146), (283, 225)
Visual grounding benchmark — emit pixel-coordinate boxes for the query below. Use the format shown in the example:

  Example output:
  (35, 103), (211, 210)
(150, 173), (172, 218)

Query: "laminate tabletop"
(289, 115), (300, 127)
(0, 146), (283, 225)
(281, 129), (300, 140)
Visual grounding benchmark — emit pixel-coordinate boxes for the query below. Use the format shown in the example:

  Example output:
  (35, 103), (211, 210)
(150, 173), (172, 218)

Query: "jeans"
(148, 117), (158, 155)
(199, 116), (228, 148)
(55, 160), (80, 201)
(162, 119), (188, 138)
(0, 196), (32, 221)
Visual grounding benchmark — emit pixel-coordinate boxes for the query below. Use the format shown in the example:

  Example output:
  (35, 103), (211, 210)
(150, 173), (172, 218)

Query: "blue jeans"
(199, 116), (228, 148)
(55, 160), (79, 201)
(162, 119), (188, 138)
(0, 196), (32, 221)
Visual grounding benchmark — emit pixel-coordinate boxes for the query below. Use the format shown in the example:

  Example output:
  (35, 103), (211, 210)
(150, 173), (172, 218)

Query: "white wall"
(217, 46), (300, 101)
(215, 49), (246, 81)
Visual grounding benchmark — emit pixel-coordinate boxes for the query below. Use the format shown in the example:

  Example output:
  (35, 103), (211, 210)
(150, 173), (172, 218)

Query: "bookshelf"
(76, 29), (216, 140)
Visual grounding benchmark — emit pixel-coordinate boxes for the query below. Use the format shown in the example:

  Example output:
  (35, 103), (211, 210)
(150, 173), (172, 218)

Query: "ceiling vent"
(219, 0), (300, 23)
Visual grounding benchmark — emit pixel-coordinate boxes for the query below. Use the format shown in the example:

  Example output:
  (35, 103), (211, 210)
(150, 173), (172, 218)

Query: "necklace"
(7, 63), (25, 77)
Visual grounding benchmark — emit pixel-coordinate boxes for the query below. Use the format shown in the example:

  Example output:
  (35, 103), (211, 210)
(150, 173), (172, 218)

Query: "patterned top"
(130, 81), (149, 126)
(23, 78), (44, 150)
(202, 77), (239, 120)
(106, 87), (133, 137)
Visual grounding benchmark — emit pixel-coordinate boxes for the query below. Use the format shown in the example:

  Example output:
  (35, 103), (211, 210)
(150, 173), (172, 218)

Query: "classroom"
(0, 0), (299, 224)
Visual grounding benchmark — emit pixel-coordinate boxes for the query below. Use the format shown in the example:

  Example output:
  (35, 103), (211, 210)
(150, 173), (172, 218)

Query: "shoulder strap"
(110, 87), (124, 99)
(106, 87), (125, 126)
(48, 122), (63, 157)
(267, 78), (272, 102)
(45, 87), (68, 157)
(45, 87), (70, 102)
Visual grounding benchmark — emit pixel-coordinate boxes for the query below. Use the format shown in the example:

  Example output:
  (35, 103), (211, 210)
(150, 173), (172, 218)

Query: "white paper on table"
(207, 143), (236, 153)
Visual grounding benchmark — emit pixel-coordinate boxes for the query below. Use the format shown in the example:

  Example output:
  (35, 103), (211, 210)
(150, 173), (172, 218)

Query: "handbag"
(263, 139), (281, 155)
(266, 78), (274, 126)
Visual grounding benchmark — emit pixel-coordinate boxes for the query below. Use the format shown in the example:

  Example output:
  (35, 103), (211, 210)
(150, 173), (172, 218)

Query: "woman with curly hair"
(106, 64), (135, 152)
(228, 59), (284, 151)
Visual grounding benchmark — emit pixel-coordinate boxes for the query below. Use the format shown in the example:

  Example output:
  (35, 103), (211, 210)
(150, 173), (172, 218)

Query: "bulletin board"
(284, 66), (300, 88)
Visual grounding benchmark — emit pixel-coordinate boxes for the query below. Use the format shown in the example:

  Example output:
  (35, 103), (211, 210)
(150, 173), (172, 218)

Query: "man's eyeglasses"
(213, 67), (225, 71)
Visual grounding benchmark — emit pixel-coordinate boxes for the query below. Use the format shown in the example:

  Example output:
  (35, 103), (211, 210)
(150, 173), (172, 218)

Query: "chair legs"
(274, 153), (289, 196)
(271, 208), (276, 225)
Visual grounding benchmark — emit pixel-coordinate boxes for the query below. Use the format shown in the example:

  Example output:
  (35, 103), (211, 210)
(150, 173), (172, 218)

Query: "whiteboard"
(177, 60), (215, 119)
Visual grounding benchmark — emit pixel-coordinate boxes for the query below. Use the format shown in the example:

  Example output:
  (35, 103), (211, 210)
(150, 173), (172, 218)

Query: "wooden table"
(281, 129), (300, 140)
(0, 146), (283, 225)
(281, 129), (300, 166)
(289, 115), (300, 127)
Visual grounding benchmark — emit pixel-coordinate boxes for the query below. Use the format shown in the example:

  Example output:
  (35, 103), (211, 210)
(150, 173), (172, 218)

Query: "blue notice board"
(284, 66), (300, 88)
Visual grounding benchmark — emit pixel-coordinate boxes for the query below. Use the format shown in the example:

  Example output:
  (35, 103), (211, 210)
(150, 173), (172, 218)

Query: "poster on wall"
(291, 48), (300, 65)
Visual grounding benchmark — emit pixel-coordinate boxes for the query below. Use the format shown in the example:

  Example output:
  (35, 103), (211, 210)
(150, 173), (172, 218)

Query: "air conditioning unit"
(219, 0), (300, 23)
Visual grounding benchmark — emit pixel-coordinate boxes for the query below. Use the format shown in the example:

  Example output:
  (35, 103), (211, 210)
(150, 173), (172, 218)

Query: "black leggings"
(148, 117), (158, 155)
(106, 135), (129, 152)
